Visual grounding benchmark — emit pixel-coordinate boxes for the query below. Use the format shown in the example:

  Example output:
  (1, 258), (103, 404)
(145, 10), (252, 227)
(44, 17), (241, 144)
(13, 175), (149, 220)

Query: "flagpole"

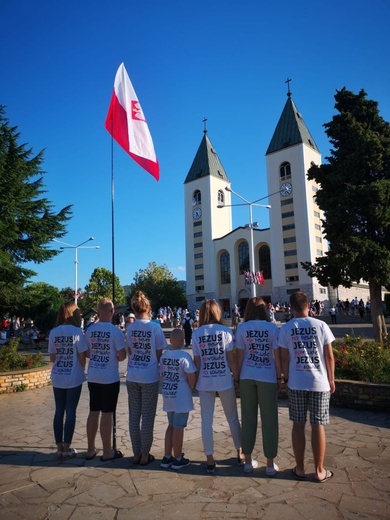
(110, 129), (117, 451)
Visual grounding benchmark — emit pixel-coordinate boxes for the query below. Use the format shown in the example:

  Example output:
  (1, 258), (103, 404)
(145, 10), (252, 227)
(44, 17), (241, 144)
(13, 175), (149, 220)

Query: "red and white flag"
(105, 63), (159, 181)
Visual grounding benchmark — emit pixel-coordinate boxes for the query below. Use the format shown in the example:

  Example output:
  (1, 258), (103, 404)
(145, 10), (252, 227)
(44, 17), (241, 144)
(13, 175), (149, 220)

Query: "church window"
(195, 264), (204, 270)
(258, 245), (272, 279)
(194, 232), (202, 237)
(194, 242), (203, 248)
(283, 223), (295, 231)
(193, 190), (201, 206)
(193, 221), (202, 227)
(196, 285), (204, 291)
(281, 198), (293, 206)
(283, 236), (296, 244)
(282, 211), (294, 219)
(238, 241), (249, 273)
(284, 249), (297, 257)
(280, 162), (291, 180)
(285, 263), (298, 270)
(220, 252), (231, 285)
(286, 275), (299, 282)
(218, 190), (224, 205)
(195, 275), (204, 280)
(194, 253), (203, 259)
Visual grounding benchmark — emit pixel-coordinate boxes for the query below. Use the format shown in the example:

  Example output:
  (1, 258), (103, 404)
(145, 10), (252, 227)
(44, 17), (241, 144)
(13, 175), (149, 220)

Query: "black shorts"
(88, 381), (120, 413)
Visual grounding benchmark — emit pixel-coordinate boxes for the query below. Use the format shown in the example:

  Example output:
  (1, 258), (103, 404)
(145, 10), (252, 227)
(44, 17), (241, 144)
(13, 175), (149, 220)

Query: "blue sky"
(1, 0), (389, 292)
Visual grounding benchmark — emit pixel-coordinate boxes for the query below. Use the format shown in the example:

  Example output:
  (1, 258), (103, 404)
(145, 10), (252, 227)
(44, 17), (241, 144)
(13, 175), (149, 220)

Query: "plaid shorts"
(288, 389), (330, 425)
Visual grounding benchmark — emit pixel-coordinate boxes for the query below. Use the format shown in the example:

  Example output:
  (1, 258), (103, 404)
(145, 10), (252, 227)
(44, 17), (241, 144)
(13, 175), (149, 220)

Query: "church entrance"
(219, 298), (230, 318)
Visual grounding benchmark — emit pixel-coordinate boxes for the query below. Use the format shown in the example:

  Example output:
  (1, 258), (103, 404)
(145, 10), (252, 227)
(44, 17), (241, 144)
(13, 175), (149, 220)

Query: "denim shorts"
(167, 411), (189, 428)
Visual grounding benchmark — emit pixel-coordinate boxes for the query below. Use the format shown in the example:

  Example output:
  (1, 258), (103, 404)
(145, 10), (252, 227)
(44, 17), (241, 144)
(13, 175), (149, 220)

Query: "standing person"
(48, 302), (88, 459)
(125, 291), (167, 466)
(279, 292), (336, 482)
(236, 297), (281, 475)
(160, 328), (197, 470)
(192, 299), (242, 474)
(182, 312), (193, 348)
(85, 298), (126, 461)
(329, 304), (337, 324)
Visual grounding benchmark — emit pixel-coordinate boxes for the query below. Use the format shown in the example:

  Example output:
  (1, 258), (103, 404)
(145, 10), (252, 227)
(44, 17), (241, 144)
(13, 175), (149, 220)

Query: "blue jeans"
(53, 385), (82, 445)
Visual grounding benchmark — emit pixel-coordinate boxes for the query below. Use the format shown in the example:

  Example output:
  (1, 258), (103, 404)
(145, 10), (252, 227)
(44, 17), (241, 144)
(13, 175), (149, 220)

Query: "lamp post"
(54, 237), (100, 304)
(218, 187), (271, 298)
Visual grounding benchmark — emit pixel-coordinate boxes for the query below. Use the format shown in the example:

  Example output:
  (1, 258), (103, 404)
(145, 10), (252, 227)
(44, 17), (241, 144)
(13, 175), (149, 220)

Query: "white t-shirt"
(85, 321), (126, 384)
(125, 319), (167, 383)
(192, 323), (234, 392)
(48, 325), (88, 389)
(278, 316), (335, 392)
(236, 320), (279, 383)
(160, 349), (196, 412)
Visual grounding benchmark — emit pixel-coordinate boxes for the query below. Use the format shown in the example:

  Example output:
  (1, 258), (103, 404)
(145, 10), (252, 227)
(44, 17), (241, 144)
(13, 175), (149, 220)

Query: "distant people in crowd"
(279, 292), (335, 482)
(329, 304), (337, 324)
(85, 298), (126, 462)
(236, 297), (281, 475)
(125, 291), (168, 466)
(48, 302), (88, 460)
(231, 304), (240, 330)
(160, 328), (197, 470)
(192, 299), (242, 474)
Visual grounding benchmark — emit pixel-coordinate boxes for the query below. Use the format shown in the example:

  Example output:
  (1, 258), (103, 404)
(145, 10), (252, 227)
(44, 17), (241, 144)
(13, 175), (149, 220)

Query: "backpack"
(183, 318), (192, 331)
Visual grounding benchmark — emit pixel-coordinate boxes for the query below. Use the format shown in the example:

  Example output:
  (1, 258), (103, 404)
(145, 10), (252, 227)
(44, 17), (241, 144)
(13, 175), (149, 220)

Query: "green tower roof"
(266, 95), (320, 155)
(184, 133), (230, 184)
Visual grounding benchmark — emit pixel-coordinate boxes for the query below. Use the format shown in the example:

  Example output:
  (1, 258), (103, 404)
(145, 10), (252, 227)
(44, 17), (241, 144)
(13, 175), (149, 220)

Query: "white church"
(184, 90), (371, 315)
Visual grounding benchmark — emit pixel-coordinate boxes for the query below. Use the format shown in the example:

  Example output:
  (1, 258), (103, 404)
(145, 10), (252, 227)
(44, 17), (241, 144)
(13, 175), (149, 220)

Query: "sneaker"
(244, 460), (259, 473)
(206, 462), (216, 474)
(266, 463), (279, 476)
(62, 448), (77, 459)
(160, 456), (174, 469)
(171, 457), (190, 470)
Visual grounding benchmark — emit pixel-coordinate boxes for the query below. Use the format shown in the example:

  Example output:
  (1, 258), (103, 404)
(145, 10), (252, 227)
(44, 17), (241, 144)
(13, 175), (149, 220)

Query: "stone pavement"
(0, 357), (389, 519)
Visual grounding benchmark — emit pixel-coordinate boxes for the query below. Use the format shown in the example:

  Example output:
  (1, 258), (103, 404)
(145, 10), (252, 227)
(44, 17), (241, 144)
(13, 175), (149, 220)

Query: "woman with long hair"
(192, 299), (242, 474)
(235, 297), (281, 474)
(125, 291), (167, 465)
(48, 301), (88, 459)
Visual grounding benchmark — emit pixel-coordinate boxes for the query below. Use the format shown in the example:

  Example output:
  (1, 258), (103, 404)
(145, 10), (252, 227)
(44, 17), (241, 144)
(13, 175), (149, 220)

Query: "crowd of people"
(0, 316), (41, 348)
(47, 290), (336, 482)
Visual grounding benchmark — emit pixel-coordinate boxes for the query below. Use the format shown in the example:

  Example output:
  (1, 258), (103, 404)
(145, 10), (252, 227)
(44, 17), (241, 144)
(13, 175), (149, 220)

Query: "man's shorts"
(167, 411), (189, 428)
(88, 381), (120, 413)
(288, 389), (330, 425)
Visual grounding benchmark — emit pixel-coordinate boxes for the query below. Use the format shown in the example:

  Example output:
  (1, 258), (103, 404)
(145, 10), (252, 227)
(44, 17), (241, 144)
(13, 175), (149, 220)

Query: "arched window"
(259, 244), (272, 279)
(280, 162), (291, 179)
(218, 190), (224, 205)
(238, 241), (249, 273)
(193, 190), (201, 206)
(220, 252), (230, 284)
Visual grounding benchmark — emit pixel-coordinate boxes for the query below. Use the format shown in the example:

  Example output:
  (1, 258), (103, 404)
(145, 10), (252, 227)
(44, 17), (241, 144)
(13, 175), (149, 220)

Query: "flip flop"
(292, 467), (306, 480)
(86, 449), (99, 460)
(315, 469), (334, 483)
(100, 449), (124, 462)
(140, 454), (155, 466)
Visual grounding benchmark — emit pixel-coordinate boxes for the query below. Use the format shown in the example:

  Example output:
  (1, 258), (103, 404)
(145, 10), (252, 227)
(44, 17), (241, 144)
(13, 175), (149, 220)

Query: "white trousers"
(198, 387), (241, 456)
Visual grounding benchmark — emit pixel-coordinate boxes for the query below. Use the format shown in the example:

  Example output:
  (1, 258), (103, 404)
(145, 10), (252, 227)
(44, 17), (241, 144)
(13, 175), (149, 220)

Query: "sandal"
(292, 467), (305, 480)
(315, 469), (334, 483)
(100, 449), (124, 462)
(86, 448), (99, 460)
(139, 454), (155, 466)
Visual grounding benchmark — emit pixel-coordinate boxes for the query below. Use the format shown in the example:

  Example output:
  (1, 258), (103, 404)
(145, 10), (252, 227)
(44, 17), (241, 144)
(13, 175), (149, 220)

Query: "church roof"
(184, 133), (230, 184)
(266, 95), (320, 155)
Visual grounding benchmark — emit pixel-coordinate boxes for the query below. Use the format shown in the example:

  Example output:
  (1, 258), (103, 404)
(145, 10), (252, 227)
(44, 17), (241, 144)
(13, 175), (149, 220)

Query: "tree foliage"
(302, 88), (390, 341)
(82, 267), (126, 311)
(128, 262), (187, 312)
(0, 106), (72, 315)
(19, 282), (63, 334)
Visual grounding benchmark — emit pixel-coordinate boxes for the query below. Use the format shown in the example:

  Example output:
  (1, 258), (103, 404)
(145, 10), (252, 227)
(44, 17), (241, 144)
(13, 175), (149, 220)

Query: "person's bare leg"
(312, 423), (327, 480)
(292, 422), (306, 477)
(100, 412), (114, 459)
(86, 411), (99, 458)
(164, 425), (173, 457)
(172, 427), (184, 459)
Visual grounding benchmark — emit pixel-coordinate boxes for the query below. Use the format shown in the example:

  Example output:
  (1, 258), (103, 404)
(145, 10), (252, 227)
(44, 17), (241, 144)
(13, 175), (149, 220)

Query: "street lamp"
(53, 237), (100, 304)
(217, 187), (271, 298)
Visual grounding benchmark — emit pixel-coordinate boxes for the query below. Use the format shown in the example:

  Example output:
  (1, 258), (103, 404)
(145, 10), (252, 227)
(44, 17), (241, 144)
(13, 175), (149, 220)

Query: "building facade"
(184, 93), (370, 314)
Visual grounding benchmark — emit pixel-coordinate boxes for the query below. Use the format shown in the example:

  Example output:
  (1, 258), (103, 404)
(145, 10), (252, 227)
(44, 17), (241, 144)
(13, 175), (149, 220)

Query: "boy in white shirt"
(160, 328), (197, 469)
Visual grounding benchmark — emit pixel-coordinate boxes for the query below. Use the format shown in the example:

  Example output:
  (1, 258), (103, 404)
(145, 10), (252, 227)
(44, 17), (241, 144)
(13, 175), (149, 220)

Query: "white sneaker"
(244, 460), (259, 473)
(266, 463), (279, 476)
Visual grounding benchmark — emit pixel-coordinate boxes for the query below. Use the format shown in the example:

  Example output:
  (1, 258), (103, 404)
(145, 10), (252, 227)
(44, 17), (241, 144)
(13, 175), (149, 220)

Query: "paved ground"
(1, 347), (389, 520)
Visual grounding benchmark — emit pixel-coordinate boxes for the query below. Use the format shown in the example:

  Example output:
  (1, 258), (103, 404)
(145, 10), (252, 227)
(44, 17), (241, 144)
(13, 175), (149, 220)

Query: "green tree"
(0, 106), (72, 315)
(302, 88), (390, 342)
(83, 267), (126, 310)
(128, 262), (187, 312)
(19, 282), (63, 334)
